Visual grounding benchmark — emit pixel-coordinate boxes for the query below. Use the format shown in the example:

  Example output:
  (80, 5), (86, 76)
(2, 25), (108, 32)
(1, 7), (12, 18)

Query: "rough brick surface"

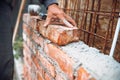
(23, 10), (120, 80)
(22, 14), (93, 80)
(76, 67), (90, 80)
(44, 43), (74, 80)
(37, 51), (56, 78)
(23, 14), (94, 80)
(38, 21), (80, 45)
(23, 14), (80, 46)
(41, 21), (80, 46)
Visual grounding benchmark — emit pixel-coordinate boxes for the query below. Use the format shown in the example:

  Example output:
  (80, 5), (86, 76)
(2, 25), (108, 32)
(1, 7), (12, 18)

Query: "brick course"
(23, 14), (94, 80)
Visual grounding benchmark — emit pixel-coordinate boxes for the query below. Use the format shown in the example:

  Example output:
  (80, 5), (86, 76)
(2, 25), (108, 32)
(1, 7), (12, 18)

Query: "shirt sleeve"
(39, 0), (58, 8)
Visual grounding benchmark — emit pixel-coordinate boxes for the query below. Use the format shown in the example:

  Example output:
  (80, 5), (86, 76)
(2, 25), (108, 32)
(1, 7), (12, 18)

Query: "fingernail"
(73, 26), (78, 29)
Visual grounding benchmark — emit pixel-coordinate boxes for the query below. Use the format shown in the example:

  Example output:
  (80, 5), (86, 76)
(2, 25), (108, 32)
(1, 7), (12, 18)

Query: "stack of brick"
(23, 14), (95, 80)
(23, 13), (120, 80)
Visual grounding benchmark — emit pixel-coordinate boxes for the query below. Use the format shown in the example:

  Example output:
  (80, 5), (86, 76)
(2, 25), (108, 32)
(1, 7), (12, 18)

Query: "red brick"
(55, 74), (64, 80)
(23, 57), (29, 68)
(45, 73), (51, 80)
(23, 43), (32, 57)
(25, 37), (32, 50)
(23, 65), (28, 79)
(23, 42), (37, 77)
(27, 72), (32, 80)
(23, 49), (32, 67)
(44, 43), (74, 80)
(38, 21), (80, 45)
(23, 23), (32, 37)
(32, 32), (44, 48)
(77, 67), (89, 80)
(23, 65), (32, 80)
(32, 56), (39, 70)
(29, 18), (37, 30)
(32, 55), (45, 78)
(46, 25), (80, 45)
(37, 51), (56, 78)
(29, 17), (40, 32)
(37, 72), (44, 80)
(23, 43), (30, 57)
(24, 55), (38, 80)
(23, 14), (80, 46)
(38, 21), (47, 37)
(25, 37), (36, 55)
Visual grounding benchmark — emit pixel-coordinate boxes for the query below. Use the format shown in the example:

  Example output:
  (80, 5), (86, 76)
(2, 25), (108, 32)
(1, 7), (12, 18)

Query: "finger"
(51, 15), (59, 22)
(56, 13), (73, 27)
(62, 19), (74, 28)
(65, 14), (77, 27)
(43, 14), (52, 27)
(56, 13), (77, 28)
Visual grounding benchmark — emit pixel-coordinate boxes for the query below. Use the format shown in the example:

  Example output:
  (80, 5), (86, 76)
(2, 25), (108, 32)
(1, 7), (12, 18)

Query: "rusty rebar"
(86, 0), (95, 45)
(81, 0), (90, 43)
(59, 0), (120, 61)
(63, 8), (120, 18)
(92, 0), (101, 46)
(103, 0), (118, 53)
(110, 0), (117, 38)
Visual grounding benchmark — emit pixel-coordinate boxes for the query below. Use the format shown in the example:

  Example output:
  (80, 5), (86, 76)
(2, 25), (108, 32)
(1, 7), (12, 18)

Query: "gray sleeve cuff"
(44, 0), (58, 8)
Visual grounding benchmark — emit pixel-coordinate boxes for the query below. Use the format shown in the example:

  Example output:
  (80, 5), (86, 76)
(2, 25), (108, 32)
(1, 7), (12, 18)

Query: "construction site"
(12, 0), (120, 80)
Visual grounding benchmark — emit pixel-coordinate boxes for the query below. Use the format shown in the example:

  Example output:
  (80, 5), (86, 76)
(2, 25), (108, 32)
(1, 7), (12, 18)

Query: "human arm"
(39, 0), (76, 27)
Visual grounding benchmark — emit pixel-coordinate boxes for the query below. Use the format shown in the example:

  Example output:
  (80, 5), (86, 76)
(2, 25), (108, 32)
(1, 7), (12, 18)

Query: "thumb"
(43, 15), (52, 27)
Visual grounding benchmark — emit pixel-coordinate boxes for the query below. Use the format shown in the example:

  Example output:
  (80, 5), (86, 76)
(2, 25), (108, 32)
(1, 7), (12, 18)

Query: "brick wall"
(23, 14), (94, 80)
(23, 14), (120, 80)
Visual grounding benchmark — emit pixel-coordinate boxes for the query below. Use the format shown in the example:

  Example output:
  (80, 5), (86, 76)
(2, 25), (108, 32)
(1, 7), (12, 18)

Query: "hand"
(44, 4), (77, 28)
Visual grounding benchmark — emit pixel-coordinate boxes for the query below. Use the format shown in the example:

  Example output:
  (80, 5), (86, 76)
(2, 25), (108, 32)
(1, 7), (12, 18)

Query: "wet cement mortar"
(61, 41), (120, 80)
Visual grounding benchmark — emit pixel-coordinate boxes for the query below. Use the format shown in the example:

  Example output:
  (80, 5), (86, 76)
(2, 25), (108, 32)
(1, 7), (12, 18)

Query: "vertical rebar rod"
(92, 0), (101, 46)
(75, 0), (81, 27)
(73, 0), (78, 20)
(64, 0), (68, 13)
(90, 0), (98, 46)
(110, 0), (117, 38)
(82, 0), (89, 43)
(80, 0), (86, 41)
(87, 0), (95, 45)
(103, 0), (116, 53)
